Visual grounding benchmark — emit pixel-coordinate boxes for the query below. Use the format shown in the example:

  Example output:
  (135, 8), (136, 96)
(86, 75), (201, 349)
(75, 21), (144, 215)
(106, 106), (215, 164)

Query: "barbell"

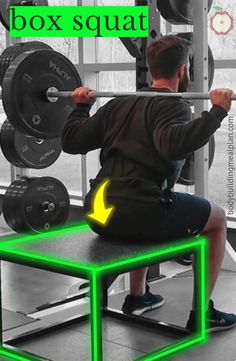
(0, 48), (235, 140)
(46, 89), (236, 100)
(1, 87), (236, 102)
(0, 49), (235, 141)
(2, 87), (235, 101)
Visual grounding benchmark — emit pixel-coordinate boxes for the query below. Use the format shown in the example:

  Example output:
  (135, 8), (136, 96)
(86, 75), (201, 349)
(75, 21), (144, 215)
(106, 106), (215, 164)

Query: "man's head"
(147, 35), (190, 92)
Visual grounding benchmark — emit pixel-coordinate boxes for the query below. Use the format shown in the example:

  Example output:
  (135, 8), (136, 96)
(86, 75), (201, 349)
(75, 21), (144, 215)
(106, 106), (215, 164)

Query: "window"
(0, 24), (6, 117)
(97, 70), (136, 107)
(87, 0), (136, 64)
(21, 36), (78, 64)
(31, 154), (82, 194)
(97, 38), (135, 64)
(96, 0), (134, 5)
(23, 0), (79, 63)
(210, 69), (236, 113)
(0, 25), (6, 55)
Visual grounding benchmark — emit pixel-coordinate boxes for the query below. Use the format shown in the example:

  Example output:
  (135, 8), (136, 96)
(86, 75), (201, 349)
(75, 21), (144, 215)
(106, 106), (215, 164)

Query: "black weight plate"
(176, 32), (215, 91)
(0, 1), (10, 30)
(0, 120), (62, 169)
(1, 183), (22, 233)
(0, 41), (52, 85)
(157, 0), (213, 25)
(2, 49), (82, 139)
(0, 119), (23, 166)
(15, 132), (62, 169)
(0, 0), (49, 31)
(2, 177), (70, 234)
(0, 43), (21, 85)
(177, 135), (215, 186)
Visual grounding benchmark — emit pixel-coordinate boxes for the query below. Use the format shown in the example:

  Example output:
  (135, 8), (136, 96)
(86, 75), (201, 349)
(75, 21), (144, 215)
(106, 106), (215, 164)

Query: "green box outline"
(0, 223), (209, 361)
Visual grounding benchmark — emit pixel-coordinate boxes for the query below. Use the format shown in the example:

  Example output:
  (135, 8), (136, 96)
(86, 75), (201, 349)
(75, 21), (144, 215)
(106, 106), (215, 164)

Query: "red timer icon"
(210, 10), (234, 35)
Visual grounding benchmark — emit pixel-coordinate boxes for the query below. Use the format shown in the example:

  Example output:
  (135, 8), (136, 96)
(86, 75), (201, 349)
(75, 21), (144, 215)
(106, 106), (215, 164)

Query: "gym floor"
(0, 226), (235, 361)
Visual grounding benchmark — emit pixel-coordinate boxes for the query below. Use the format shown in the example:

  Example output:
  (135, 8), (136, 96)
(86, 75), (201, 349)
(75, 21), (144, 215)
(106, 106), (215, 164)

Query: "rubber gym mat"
(3, 309), (35, 331)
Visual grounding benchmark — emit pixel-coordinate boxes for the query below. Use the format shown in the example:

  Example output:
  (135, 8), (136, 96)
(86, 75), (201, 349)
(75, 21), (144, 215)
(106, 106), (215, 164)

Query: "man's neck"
(151, 78), (178, 92)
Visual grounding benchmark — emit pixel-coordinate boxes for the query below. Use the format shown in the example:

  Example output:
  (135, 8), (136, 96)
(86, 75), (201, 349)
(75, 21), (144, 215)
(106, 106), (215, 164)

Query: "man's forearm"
(61, 104), (92, 154)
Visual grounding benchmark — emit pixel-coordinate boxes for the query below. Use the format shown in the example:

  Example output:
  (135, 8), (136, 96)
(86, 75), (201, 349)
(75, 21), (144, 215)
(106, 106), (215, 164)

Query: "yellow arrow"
(86, 179), (115, 227)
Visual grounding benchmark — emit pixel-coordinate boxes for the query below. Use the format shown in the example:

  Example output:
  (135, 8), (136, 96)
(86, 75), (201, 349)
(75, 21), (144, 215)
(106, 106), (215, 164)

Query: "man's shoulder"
(152, 96), (192, 115)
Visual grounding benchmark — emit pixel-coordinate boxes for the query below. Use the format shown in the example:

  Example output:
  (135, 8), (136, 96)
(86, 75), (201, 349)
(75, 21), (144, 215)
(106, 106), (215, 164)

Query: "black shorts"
(85, 191), (211, 244)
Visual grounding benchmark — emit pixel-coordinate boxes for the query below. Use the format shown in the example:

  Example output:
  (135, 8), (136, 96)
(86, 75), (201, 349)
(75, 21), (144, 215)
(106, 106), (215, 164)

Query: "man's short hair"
(147, 35), (190, 79)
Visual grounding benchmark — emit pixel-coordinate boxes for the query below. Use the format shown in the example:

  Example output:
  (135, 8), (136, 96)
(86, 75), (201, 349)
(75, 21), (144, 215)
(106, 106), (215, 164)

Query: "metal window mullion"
(78, 35), (88, 202)
(79, 0), (97, 200)
(76, 63), (136, 72)
(0, 262), (2, 345)
(193, 0), (209, 198)
(5, 29), (10, 47)
(165, 21), (172, 35)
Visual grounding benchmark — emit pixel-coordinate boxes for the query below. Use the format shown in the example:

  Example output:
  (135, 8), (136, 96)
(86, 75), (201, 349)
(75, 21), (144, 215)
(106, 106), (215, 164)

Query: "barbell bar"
(1, 89), (236, 101)
(45, 89), (236, 101)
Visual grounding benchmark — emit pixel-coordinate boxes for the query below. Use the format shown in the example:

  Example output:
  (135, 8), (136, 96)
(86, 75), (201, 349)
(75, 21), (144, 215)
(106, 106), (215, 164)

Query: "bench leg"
(0, 261), (2, 345)
(90, 272), (103, 361)
(102, 274), (118, 308)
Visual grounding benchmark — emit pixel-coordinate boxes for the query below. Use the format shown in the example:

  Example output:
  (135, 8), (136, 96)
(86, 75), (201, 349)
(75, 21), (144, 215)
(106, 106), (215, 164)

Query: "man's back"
(62, 87), (224, 197)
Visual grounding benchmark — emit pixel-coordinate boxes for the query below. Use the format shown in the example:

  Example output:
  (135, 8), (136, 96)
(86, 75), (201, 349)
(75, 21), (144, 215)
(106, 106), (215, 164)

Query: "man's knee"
(219, 207), (227, 224)
(203, 203), (227, 233)
(215, 205), (227, 228)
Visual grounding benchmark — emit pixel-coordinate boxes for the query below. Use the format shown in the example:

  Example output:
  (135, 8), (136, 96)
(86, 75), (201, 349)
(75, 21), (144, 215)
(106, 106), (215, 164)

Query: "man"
(62, 35), (236, 332)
